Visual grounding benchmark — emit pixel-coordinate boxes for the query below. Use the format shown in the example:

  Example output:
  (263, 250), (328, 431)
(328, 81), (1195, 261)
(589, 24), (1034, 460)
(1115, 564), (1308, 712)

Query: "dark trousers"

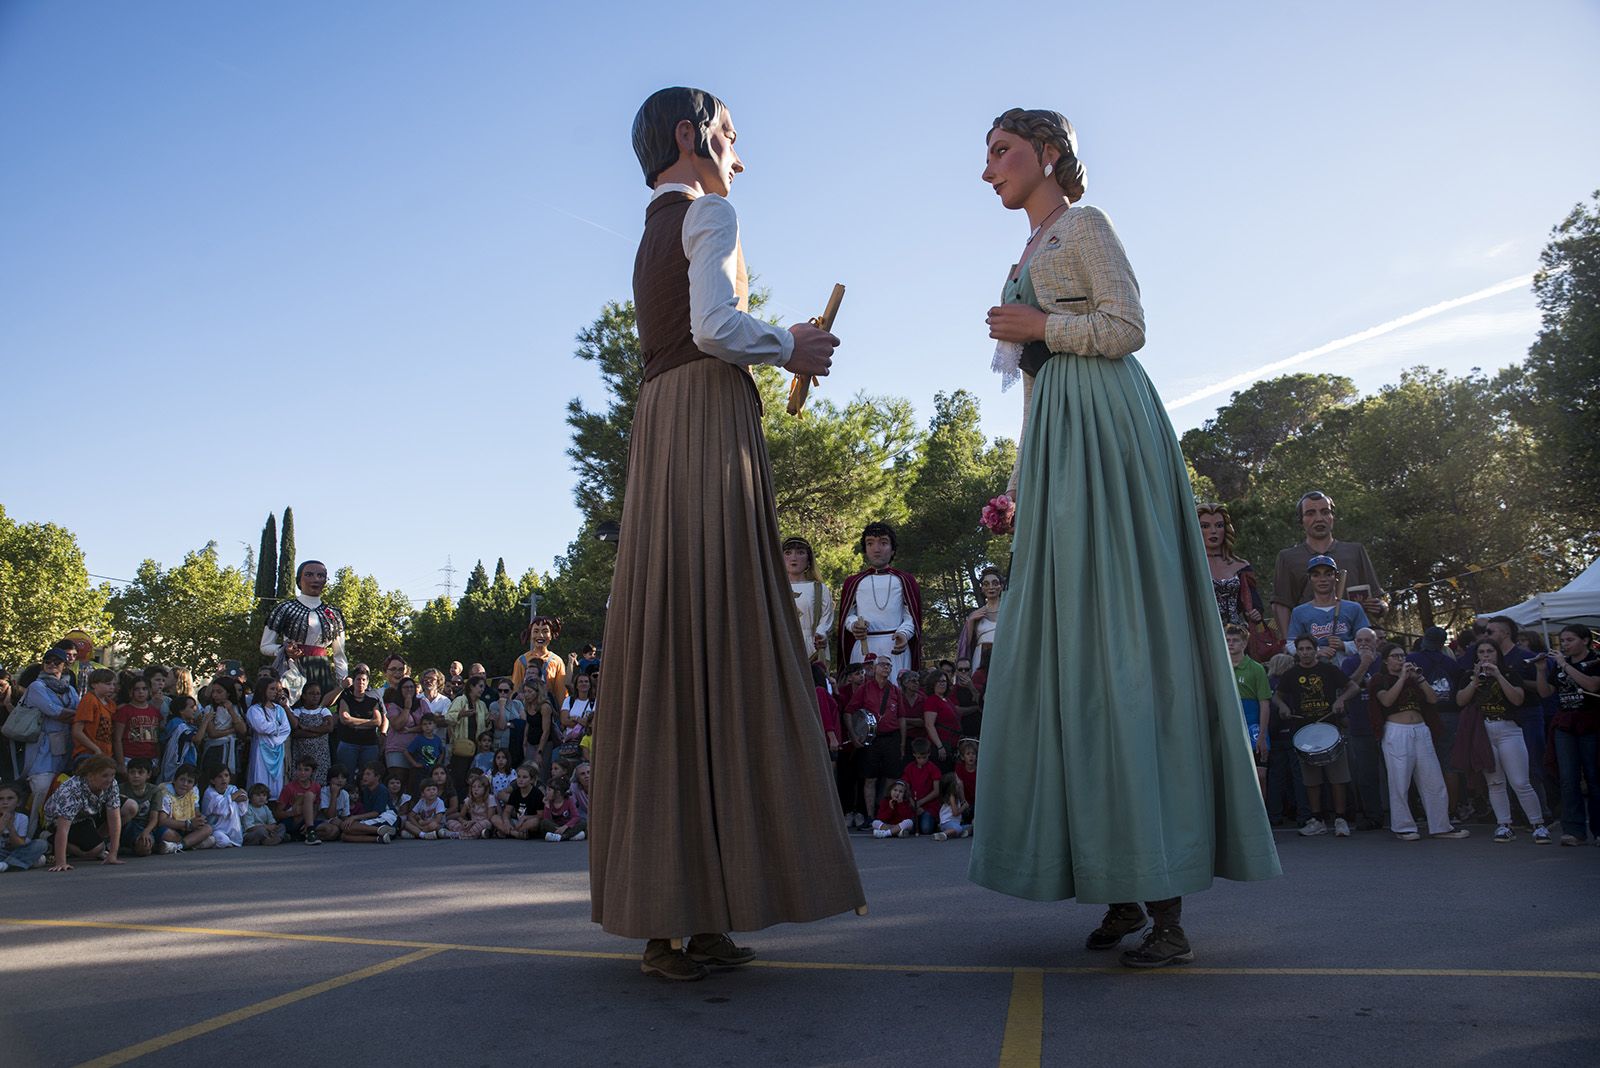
(1347, 733), (1385, 823)
(1521, 711), (1552, 821)
(508, 720), (527, 771)
(1554, 728), (1600, 840)
(1265, 731), (1310, 821)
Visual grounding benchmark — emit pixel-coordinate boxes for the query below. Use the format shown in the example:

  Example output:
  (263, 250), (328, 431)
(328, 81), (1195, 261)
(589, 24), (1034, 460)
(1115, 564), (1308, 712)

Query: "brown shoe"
(686, 932), (757, 967)
(1085, 904), (1146, 951)
(1119, 925), (1195, 968)
(641, 940), (709, 981)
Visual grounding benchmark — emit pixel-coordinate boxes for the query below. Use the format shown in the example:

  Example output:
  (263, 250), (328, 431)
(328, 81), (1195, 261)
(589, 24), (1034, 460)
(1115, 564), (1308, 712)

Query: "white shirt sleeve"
(815, 585), (835, 642)
(681, 194), (795, 367)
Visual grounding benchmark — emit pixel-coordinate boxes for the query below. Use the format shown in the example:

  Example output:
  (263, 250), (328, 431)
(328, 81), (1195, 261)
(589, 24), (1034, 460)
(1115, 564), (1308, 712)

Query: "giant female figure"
(969, 109), (1280, 967)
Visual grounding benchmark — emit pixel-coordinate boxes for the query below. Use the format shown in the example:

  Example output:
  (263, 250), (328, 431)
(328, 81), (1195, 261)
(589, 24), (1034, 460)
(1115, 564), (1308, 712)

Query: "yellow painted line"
(998, 968), (1044, 1068)
(5, 918), (1597, 981)
(70, 947), (443, 1068)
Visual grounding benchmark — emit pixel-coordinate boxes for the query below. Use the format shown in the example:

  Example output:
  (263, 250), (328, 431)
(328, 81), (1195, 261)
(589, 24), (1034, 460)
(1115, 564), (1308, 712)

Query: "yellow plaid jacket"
(1005, 204), (1147, 497)
(1023, 204), (1146, 359)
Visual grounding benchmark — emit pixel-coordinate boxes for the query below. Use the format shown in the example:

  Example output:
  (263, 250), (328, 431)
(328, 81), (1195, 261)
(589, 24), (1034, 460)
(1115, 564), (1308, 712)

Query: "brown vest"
(634, 190), (749, 382)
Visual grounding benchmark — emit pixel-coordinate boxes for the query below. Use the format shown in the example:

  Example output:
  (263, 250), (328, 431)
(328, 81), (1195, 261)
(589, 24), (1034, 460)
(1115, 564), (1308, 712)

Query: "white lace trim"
(992, 340), (1023, 392)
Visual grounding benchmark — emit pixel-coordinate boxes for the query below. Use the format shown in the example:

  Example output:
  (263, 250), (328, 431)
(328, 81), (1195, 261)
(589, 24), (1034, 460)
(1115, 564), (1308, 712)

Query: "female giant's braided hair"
(989, 108), (1086, 202)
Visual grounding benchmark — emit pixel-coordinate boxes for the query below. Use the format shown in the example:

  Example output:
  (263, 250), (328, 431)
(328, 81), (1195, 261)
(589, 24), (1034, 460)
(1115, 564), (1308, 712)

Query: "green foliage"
(322, 567), (412, 673)
(109, 542), (255, 670)
(1181, 373), (1358, 501)
(756, 365), (922, 585)
(405, 596), (459, 678)
(0, 504), (112, 669)
(895, 390), (1016, 654)
(254, 514), (277, 602)
(277, 507), (296, 600)
(1518, 190), (1600, 533)
(564, 300), (641, 518)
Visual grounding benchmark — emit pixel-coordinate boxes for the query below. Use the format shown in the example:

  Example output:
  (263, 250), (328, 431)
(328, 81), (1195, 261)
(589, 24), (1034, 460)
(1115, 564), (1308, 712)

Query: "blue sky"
(3, 1), (1597, 604)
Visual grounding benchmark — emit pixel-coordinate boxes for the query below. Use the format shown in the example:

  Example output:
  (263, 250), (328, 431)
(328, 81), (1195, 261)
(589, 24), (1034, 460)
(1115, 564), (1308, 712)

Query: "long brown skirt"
(590, 358), (865, 939)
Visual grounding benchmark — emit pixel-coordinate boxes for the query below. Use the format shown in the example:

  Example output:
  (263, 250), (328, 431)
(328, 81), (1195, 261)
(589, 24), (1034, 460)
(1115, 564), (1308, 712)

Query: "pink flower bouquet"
(980, 494), (1015, 536)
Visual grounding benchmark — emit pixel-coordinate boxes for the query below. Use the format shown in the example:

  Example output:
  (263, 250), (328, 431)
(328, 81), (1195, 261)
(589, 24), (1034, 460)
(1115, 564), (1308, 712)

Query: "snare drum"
(1292, 722), (1345, 766)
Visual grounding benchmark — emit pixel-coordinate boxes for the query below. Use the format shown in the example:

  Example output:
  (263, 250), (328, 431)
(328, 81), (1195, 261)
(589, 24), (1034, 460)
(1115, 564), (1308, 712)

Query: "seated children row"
(872, 738), (975, 841)
(12, 751), (593, 872)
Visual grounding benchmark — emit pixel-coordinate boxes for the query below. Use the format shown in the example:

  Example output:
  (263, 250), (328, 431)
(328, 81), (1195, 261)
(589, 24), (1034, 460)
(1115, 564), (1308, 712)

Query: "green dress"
(968, 266), (1281, 903)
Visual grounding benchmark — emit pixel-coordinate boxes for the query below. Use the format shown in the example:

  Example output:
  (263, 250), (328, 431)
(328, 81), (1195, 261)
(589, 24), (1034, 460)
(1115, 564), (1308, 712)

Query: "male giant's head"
(632, 86), (733, 189)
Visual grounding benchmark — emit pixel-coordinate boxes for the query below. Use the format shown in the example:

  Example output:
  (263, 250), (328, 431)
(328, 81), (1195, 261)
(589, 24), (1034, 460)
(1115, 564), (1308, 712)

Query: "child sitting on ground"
(276, 758), (323, 844)
(43, 755), (129, 871)
(426, 764), (459, 822)
(955, 738), (978, 817)
(336, 764), (395, 844)
(153, 764), (216, 854)
(120, 758), (162, 858)
(488, 749), (516, 801)
(901, 738), (942, 836)
(448, 773), (498, 839)
(932, 773), (972, 841)
(0, 781), (49, 872)
(538, 779), (585, 841)
(314, 765), (352, 842)
(491, 765), (543, 839)
(242, 784), (284, 845)
(872, 780), (915, 839)
(404, 781), (449, 839)
(201, 765), (248, 847)
(383, 772), (412, 820)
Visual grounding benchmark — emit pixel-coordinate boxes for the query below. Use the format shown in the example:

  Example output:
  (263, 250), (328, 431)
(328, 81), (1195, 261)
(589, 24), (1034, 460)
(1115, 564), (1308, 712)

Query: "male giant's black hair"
(858, 521), (899, 559)
(632, 86), (727, 188)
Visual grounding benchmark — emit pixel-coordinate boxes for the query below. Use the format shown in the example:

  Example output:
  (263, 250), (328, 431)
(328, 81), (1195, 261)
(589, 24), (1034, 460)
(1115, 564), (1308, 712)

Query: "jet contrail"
(1163, 273), (1534, 413)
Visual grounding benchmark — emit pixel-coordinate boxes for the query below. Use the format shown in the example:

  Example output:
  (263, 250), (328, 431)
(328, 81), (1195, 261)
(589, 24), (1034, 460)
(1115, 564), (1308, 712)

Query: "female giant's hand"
(987, 305), (1047, 343)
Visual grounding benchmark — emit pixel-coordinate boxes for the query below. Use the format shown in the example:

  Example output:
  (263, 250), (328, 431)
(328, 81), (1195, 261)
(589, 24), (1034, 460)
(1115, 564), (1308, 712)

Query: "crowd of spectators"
(3, 491), (1595, 874)
(0, 646), (597, 872)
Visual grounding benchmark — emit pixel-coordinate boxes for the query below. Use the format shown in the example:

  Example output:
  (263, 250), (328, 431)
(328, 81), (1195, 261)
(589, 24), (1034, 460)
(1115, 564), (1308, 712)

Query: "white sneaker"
(1395, 831), (1420, 841)
(0, 861), (9, 872)
(932, 832), (948, 842)
(1532, 826), (1551, 844)
(167, 841), (185, 854)
(873, 828), (891, 839)
(1298, 818), (1328, 837)
(419, 831), (437, 840)
(401, 830), (416, 839)
(544, 832), (562, 842)
(1333, 818), (1351, 838)
(572, 830), (586, 841)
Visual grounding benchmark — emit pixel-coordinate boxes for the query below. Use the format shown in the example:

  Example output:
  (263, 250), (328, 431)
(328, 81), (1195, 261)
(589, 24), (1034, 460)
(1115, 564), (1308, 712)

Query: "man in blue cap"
(1287, 555), (1372, 662)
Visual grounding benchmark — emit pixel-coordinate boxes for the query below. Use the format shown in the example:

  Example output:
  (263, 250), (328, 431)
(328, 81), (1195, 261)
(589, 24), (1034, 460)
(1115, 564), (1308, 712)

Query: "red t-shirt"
(955, 761), (977, 806)
(815, 687), (841, 742)
(918, 694), (961, 747)
(875, 796), (914, 824)
(114, 704), (162, 760)
(850, 679), (902, 734)
(278, 780), (319, 813)
(902, 759), (942, 813)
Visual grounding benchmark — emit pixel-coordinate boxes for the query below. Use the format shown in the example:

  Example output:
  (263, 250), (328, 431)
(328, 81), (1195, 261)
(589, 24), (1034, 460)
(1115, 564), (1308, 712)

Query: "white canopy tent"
(1479, 556), (1600, 634)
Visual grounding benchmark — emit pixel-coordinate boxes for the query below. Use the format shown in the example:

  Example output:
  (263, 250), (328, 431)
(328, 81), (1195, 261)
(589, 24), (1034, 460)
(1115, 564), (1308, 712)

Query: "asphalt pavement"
(3, 822), (1597, 1067)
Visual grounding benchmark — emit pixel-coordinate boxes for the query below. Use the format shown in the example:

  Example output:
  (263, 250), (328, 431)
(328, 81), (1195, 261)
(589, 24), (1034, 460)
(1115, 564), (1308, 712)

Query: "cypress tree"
(255, 514), (278, 603)
(277, 507), (296, 598)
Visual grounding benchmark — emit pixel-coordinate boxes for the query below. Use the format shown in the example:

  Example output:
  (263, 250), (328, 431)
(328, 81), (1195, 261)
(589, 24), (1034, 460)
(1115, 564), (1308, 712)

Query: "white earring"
(1043, 164), (1053, 177)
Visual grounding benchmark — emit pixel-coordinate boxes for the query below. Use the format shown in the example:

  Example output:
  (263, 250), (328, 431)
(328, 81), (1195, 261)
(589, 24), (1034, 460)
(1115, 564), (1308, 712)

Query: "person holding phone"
(1453, 639), (1549, 843)
(1369, 644), (1463, 840)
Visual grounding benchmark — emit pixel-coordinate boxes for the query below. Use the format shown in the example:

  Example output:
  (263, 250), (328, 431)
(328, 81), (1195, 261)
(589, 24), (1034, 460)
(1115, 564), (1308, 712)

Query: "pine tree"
(277, 507), (296, 598)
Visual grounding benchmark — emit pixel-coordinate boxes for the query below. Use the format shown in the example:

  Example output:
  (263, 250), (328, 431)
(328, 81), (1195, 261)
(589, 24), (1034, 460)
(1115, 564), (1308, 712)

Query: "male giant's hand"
(786, 323), (838, 379)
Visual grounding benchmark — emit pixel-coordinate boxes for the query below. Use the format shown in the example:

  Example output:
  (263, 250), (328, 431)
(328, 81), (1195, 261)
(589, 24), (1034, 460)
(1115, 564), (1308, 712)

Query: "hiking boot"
(1085, 904), (1147, 951)
(641, 940), (708, 982)
(1120, 925), (1194, 968)
(686, 933), (757, 967)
